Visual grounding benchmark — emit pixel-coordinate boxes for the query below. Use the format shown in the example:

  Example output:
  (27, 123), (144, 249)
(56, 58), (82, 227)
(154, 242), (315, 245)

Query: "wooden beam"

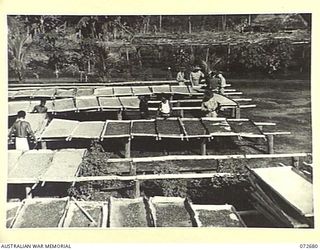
(254, 122), (276, 126)
(239, 104), (256, 108)
(106, 153), (311, 163)
(264, 132), (291, 135)
(40, 172), (233, 182)
(225, 92), (243, 95)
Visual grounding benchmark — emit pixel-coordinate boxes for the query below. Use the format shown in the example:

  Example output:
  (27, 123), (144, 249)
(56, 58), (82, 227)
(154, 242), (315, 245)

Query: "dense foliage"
(8, 15), (310, 81)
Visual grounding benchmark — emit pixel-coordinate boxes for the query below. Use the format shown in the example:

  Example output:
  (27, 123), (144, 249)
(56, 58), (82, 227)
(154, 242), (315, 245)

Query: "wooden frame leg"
(235, 106), (241, 119)
(292, 156), (300, 169)
(41, 141), (47, 149)
(25, 186), (32, 199)
(267, 134), (274, 154)
(117, 110), (123, 120)
(124, 138), (131, 158)
(200, 138), (207, 155)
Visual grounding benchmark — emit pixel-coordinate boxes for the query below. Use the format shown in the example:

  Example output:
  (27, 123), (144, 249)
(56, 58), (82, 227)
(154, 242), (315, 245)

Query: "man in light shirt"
(158, 96), (171, 118)
(190, 66), (204, 87)
(176, 67), (186, 85)
(217, 72), (227, 94)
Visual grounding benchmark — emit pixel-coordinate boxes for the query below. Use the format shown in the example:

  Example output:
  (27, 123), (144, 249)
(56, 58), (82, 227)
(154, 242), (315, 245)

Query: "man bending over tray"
(32, 99), (48, 114)
(8, 110), (35, 151)
(201, 91), (220, 118)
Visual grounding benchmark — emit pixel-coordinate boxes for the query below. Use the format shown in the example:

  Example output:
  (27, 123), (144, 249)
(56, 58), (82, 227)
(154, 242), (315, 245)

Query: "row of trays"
(7, 196), (245, 228)
(9, 85), (203, 99)
(39, 118), (264, 140)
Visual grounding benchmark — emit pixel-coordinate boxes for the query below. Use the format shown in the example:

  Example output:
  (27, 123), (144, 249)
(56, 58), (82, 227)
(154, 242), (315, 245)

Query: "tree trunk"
(159, 15), (162, 32)
(188, 16), (192, 33)
(221, 15), (227, 31)
(190, 45), (195, 64)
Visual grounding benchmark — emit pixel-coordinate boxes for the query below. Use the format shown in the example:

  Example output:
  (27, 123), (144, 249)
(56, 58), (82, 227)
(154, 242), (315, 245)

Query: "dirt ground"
(231, 79), (312, 153)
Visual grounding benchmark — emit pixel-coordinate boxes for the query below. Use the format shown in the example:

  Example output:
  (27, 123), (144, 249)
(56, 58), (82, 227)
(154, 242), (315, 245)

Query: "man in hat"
(8, 110), (35, 151)
(176, 67), (186, 86)
(201, 90), (220, 118)
(190, 66), (204, 87)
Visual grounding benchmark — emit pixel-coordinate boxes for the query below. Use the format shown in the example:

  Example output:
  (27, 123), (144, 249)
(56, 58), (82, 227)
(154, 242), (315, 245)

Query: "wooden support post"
(25, 186), (32, 199)
(130, 162), (140, 198)
(267, 134), (274, 154)
(117, 110), (123, 120)
(292, 156), (300, 169)
(41, 141), (47, 149)
(134, 180), (140, 198)
(180, 109), (184, 118)
(125, 138), (131, 158)
(235, 106), (240, 119)
(200, 138), (207, 155)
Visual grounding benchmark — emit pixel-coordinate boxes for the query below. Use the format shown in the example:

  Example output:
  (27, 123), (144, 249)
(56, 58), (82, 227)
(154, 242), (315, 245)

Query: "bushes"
(229, 39), (294, 75)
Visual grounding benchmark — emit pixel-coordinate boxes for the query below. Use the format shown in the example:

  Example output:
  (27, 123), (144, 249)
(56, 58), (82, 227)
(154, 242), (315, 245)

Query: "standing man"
(8, 111), (35, 151)
(176, 67), (186, 85)
(32, 99), (48, 113)
(190, 66), (204, 87)
(139, 95), (150, 119)
(217, 72), (227, 95)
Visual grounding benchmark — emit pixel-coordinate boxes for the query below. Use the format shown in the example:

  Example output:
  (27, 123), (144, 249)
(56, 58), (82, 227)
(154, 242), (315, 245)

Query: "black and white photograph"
(6, 13), (313, 230)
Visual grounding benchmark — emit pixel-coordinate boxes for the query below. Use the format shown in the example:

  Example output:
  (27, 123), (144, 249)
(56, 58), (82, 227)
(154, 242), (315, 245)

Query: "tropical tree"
(8, 16), (33, 81)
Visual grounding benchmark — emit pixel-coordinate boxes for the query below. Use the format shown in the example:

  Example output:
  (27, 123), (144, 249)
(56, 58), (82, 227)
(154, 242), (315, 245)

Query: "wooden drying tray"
(101, 120), (131, 139)
(75, 96), (101, 111)
(130, 119), (158, 138)
(191, 204), (246, 227)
